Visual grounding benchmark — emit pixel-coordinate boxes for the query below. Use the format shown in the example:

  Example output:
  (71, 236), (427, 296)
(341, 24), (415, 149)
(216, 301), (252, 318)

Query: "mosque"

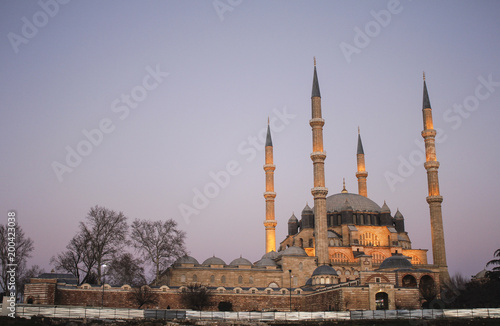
(25, 61), (450, 311)
(158, 60), (450, 310)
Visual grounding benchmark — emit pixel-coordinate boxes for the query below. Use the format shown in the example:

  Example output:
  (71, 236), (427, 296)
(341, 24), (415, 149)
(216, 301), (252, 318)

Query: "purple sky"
(1, 1), (500, 280)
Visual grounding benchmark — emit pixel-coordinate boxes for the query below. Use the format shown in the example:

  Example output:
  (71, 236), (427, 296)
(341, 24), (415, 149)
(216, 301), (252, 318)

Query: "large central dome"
(325, 192), (381, 212)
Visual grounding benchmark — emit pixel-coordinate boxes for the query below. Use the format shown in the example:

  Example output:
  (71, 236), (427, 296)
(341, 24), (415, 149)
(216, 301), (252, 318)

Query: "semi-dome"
(202, 256), (226, 266)
(378, 254), (413, 270)
(261, 250), (281, 260)
(174, 255), (199, 265)
(229, 257), (253, 267)
(255, 258), (277, 267)
(312, 265), (338, 276)
(305, 278), (313, 286)
(326, 193), (382, 212)
(281, 246), (308, 257)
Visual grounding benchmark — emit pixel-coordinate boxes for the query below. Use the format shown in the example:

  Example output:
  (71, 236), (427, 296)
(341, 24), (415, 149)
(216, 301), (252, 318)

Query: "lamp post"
(101, 264), (107, 308)
(288, 270), (292, 311)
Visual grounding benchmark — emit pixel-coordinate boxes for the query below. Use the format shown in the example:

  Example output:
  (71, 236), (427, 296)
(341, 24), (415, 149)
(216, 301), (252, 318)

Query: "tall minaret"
(310, 58), (329, 265)
(421, 73), (449, 282)
(263, 119), (277, 253)
(356, 127), (368, 197)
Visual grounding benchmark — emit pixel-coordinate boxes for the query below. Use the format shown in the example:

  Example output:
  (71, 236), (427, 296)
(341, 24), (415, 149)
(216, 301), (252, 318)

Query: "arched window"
(238, 276), (243, 284)
(210, 275), (215, 283)
(359, 214), (364, 225)
(402, 275), (417, 287)
(409, 255), (422, 265)
(338, 215), (342, 225)
(371, 252), (386, 264)
(249, 276), (254, 284)
(299, 262), (303, 271)
(309, 239), (313, 247)
(331, 252), (350, 263)
(353, 215), (357, 224)
(180, 274), (186, 283)
(192, 274), (197, 282)
(221, 275), (226, 283)
(360, 232), (380, 246)
(300, 238), (304, 248)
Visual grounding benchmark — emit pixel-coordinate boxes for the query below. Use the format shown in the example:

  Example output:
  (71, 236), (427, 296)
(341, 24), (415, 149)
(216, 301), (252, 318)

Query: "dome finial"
(423, 71), (426, 81)
(358, 126), (360, 135)
(314, 56), (316, 66)
(341, 178), (348, 193)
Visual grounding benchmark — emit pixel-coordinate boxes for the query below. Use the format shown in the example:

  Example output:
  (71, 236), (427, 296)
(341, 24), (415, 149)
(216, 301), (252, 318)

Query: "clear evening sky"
(1, 0), (500, 280)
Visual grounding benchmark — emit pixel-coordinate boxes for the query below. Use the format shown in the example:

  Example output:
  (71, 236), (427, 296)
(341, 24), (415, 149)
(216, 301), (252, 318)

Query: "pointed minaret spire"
(421, 75), (449, 283)
(356, 128), (368, 197)
(263, 119), (277, 253)
(265, 117), (273, 147)
(311, 58), (321, 98)
(309, 59), (329, 265)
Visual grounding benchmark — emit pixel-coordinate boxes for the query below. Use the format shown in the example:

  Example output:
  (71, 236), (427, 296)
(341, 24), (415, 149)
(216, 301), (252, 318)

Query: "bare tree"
(132, 285), (159, 309)
(130, 219), (186, 285)
(107, 253), (146, 286)
(52, 206), (127, 285)
(0, 223), (34, 296)
(180, 283), (212, 310)
(80, 206), (128, 284)
(51, 231), (96, 284)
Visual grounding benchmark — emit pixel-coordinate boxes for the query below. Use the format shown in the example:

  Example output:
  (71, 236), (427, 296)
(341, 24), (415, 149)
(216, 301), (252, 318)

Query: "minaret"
(263, 119), (277, 253)
(356, 127), (368, 197)
(421, 73), (449, 282)
(310, 58), (329, 265)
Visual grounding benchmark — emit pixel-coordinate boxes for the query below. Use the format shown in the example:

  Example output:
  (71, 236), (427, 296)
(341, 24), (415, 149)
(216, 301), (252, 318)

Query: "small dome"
(174, 255), (199, 265)
(378, 254), (412, 270)
(202, 256), (226, 266)
(255, 258), (277, 267)
(394, 209), (404, 219)
(302, 204), (313, 213)
(312, 265), (338, 276)
(288, 213), (298, 223)
(261, 250), (281, 260)
(281, 246), (308, 257)
(381, 201), (391, 213)
(229, 257), (253, 267)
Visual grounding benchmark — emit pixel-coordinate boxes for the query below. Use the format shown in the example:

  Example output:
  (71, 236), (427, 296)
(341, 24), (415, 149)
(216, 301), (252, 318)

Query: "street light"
(288, 270), (292, 311)
(101, 264), (107, 307)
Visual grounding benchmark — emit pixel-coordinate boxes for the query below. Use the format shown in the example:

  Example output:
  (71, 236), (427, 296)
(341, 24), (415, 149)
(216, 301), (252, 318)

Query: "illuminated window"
(409, 255), (422, 265)
(331, 252), (350, 263)
(360, 232), (380, 246)
(180, 274), (186, 283)
(371, 252), (386, 264)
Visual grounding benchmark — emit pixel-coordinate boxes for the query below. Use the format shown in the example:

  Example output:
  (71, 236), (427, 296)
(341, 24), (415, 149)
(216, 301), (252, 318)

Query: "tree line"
(51, 205), (187, 286)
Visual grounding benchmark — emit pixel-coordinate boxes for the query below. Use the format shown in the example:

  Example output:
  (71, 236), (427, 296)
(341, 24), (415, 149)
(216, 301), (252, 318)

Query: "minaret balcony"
(309, 118), (325, 127)
(263, 191), (276, 199)
(424, 161), (440, 169)
(263, 164), (276, 171)
(310, 152), (327, 161)
(421, 129), (436, 138)
(426, 195), (443, 204)
(311, 187), (328, 198)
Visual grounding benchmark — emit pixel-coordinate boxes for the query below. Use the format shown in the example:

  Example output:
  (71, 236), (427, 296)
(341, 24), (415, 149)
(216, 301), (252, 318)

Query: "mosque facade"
(158, 61), (449, 310)
(25, 61), (449, 311)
